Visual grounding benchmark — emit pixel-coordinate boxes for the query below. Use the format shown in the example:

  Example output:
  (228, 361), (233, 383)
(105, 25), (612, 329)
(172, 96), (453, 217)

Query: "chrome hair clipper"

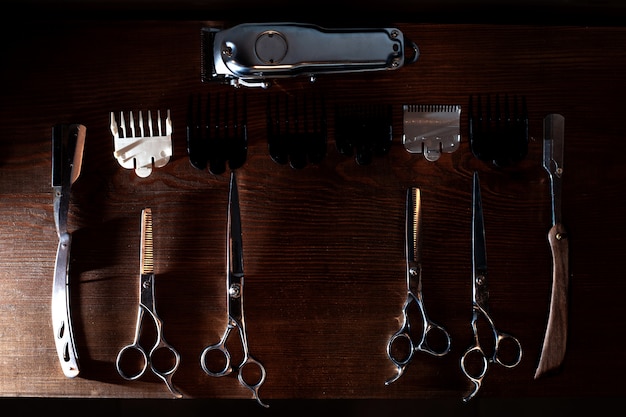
(201, 22), (419, 88)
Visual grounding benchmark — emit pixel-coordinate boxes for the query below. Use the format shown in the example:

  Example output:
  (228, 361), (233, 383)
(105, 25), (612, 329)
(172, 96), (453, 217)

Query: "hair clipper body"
(201, 22), (418, 88)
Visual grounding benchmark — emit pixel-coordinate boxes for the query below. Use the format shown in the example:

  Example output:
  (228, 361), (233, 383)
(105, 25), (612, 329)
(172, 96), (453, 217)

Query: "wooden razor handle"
(534, 223), (569, 379)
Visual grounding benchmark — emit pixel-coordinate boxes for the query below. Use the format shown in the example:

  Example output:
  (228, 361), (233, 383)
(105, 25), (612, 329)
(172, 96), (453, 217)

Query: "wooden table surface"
(2, 13), (626, 404)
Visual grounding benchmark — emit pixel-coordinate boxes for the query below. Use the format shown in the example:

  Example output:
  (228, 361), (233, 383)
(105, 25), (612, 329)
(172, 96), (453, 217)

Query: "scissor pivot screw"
(229, 283), (241, 298)
(476, 275), (485, 286)
(556, 232), (567, 240)
(143, 280), (151, 289)
(409, 267), (419, 276)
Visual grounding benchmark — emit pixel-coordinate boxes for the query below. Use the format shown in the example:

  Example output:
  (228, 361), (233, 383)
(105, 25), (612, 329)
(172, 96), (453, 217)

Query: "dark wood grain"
(1, 18), (626, 401)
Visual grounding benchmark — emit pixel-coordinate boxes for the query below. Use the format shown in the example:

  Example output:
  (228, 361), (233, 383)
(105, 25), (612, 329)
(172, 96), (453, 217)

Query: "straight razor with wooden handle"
(535, 114), (569, 379)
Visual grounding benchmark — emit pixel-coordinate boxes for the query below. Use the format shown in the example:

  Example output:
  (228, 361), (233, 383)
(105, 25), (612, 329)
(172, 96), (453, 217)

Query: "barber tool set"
(49, 22), (568, 404)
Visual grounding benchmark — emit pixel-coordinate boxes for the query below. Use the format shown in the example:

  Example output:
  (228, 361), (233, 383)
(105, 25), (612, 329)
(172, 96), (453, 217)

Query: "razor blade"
(403, 105), (461, 161)
(201, 22), (419, 88)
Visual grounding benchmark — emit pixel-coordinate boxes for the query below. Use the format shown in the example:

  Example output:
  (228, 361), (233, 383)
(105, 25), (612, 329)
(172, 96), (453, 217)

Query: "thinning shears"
(460, 172), (522, 402)
(200, 171), (268, 407)
(385, 188), (451, 385)
(116, 208), (182, 398)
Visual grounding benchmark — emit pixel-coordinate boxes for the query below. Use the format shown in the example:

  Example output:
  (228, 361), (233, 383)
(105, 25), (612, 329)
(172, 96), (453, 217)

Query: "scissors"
(116, 208), (182, 398)
(460, 172), (522, 402)
(385, 187), (451, 385)
(200, 171), (268, 408)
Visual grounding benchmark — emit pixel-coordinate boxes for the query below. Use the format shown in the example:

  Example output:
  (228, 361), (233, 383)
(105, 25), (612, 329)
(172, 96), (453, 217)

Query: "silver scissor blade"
(472, 172), (488, 273)
(228, 171), (244, 278)
(406, 188), (421, 264)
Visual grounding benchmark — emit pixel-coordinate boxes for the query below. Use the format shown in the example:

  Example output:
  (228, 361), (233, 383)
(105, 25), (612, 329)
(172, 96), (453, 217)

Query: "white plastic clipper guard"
(403, 105), (461, 162)
(110, 110), (173, 177)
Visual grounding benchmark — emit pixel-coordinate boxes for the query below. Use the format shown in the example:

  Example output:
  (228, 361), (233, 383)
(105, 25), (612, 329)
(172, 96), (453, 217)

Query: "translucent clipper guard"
(110, 110), (172, 177)
(403, 105), (461, 161)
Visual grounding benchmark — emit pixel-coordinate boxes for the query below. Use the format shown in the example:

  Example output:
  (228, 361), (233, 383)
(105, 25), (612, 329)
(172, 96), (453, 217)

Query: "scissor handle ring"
(420, 322), (452, 357)
(116, 343), (148, 381)
(238, 357), (267, 390)
(148, 343), (181, 378)
(238, 357), (268, 408)
(494, 332), (523, 368)
(386, 331), (415, 367)
(200, 344), (232, 377)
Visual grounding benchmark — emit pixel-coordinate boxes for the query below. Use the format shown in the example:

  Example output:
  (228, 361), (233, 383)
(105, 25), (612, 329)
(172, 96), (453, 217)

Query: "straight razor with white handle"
(51, 123), (85, 378)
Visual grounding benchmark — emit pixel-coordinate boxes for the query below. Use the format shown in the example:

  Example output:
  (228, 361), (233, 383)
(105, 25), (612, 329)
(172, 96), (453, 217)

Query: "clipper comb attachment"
(266, 93), (327, 169)
(186, 92), (248, 175)
(335, 104), (393, 165)
(402, 104), (461, 162)
(468, 94), (528, 168)
(110, 110), (172, 178)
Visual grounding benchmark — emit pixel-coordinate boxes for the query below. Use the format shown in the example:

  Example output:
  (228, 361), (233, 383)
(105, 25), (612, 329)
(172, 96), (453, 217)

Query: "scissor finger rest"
(460, 345), (489, 402)
(238, 357), (268, 408)
(150, 344), (182, 399)
(385, 331), (414, 385)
